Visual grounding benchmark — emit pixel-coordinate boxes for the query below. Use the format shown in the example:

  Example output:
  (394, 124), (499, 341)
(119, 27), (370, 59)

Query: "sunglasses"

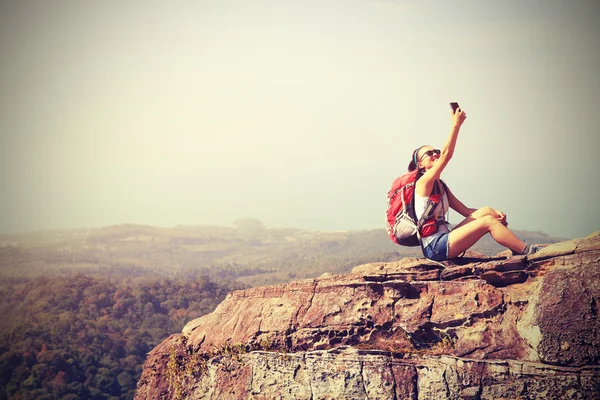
(418, 149), (441, 162)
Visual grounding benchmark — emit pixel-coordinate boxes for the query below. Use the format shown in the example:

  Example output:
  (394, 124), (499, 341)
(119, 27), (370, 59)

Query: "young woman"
(410, 106), (540, 261)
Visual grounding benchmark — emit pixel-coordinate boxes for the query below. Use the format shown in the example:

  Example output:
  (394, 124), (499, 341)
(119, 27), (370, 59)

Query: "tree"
(233, 218), (266, 236)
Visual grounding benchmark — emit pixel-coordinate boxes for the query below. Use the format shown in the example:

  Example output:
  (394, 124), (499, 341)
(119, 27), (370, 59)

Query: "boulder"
(136, 232), (600, 399)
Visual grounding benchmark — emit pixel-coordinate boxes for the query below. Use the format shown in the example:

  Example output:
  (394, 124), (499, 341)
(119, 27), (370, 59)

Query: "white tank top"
(414, 182), (451, 247)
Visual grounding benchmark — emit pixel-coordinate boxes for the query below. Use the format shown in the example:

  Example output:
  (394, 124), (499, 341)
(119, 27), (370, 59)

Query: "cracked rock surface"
(135, 232), (600, 399)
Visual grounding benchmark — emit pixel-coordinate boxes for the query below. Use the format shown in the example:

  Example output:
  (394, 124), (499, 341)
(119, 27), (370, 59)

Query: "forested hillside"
(0, 275), (244, 399)
(0, 222), (566, 399)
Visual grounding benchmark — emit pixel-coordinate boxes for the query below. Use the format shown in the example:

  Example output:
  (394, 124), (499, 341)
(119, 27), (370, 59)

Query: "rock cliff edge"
(135, 232), (600, 399)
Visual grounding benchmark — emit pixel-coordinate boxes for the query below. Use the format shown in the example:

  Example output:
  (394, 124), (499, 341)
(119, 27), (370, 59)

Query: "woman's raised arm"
(416, 108), (467, 196)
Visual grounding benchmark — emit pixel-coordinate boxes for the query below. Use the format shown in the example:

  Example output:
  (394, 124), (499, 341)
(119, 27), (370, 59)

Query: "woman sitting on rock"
(410, 105), (540, 261)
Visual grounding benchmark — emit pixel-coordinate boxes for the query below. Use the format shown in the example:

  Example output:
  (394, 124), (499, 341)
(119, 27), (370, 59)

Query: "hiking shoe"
(526, 245), (543, 255)
(512, 244), (542, 256)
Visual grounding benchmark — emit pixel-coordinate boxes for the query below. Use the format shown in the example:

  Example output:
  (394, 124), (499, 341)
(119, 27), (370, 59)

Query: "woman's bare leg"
(447, 215), (526, 258)
(453, 206), (501, 230)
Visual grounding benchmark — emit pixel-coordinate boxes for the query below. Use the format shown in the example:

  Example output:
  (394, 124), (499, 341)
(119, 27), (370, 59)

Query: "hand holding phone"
(450, 102), (466, 127)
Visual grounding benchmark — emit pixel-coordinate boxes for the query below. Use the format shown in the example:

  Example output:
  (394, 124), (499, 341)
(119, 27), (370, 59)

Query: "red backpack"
(386, 170), (443, 246)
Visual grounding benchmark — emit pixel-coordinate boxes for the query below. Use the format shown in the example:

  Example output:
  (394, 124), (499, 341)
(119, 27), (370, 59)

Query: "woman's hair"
(408, 159), (417, 172)
(408, 146), (424, 172)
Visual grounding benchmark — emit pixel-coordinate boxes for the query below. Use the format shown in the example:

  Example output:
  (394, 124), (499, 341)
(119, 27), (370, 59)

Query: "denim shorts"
(422, 232), (449, 261)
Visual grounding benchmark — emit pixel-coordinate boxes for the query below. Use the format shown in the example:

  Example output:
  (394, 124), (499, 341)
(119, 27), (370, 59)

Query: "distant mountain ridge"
(0, 221), (568, 286)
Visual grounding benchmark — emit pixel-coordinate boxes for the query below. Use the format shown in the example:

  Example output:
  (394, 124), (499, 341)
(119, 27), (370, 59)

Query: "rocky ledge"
(135, 232), (600, 399)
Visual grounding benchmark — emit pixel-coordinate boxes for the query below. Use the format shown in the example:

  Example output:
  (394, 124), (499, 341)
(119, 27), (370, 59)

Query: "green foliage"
(165, 337), (209, 400)
(163, 335), (289, 400)
(0, 275), (245, 400)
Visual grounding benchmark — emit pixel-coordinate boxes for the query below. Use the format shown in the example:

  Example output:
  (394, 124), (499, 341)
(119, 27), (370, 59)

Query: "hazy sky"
(1, 0), (599, 239)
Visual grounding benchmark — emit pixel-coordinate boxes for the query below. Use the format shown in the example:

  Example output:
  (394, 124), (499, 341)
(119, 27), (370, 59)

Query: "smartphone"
(450, 102), (460, 113)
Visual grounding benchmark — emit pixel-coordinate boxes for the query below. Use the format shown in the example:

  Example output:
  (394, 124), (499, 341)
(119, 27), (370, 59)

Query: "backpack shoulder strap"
(432, 179), (443, 195)
(439, 179), (448, 194)
(415, 179), (444, 231)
